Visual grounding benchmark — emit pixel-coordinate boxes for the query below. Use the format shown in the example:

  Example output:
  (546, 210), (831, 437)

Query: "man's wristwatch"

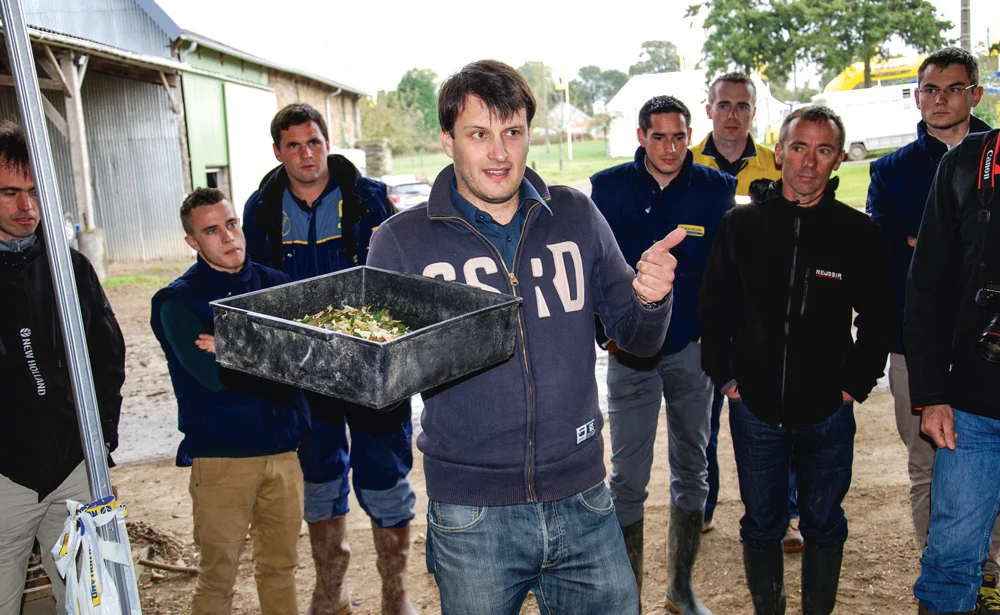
(636, 292), (666, 309)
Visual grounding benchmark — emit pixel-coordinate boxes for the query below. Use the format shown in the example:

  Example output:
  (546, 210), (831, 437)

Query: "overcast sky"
(155, 0), (998, 95)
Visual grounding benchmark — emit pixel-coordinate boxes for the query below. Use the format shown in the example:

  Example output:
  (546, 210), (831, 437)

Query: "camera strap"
(976, 130), (1000, 298)
(978, 128), (1000, 201)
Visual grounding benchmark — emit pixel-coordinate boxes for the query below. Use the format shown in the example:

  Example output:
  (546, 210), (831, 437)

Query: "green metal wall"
(182, 48), (269, 191)
(188, 47), (269, 86)
(183, 72), (228, 190)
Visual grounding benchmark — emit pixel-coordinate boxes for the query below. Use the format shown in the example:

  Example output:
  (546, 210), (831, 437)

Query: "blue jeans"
(426, 482), (639, 615)
(607, 341), (712, 525)
(729, 398), (855, 551)
(298, 394), (415, 528)
(704, 395), (799, 523)
(915, 409), (1000, 612)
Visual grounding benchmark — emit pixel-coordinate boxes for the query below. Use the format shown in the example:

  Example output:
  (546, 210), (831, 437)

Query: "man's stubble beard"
(925, 113), (971, 132)
(459, 167), (521, 206)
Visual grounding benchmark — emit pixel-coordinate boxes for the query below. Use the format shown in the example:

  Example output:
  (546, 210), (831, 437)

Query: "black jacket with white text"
(699, 178), (895, 428)
(0, 234), (125, 499)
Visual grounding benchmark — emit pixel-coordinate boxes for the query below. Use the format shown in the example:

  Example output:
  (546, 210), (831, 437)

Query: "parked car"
(382, 174), (432, 212)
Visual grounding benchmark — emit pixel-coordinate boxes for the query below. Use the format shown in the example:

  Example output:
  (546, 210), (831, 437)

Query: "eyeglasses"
(917, 84), (978, 97)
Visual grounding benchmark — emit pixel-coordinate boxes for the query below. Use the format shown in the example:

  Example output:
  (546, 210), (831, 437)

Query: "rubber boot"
(372, 523), (418, 615)
(305, 516), (353, 615)
(665, 506), (713, 615)
(801, 543), (843, 615)
(622, 518), (644, 595)
(742, 544), (786, 615)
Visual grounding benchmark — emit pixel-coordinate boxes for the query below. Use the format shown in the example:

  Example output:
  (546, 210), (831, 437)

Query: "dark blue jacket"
(367, 165), (671, 506)
(591, 147), (736, 357)
(151, 258), (307, 466)
(867, 116), (993, 354)
(243, 154), (392, 281)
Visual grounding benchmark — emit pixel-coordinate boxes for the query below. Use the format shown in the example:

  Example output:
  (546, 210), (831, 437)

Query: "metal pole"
(960, 0), (971, 52)
(0, 1), (140, 612)
(565, 83), (573, 161)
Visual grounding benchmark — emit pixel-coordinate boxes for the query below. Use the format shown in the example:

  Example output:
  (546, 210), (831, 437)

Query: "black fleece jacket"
(905, 129), (1000, 418)
(699, 178), (895, 428)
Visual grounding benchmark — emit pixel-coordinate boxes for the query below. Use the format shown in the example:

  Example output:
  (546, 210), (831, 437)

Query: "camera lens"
(979, 314), (1000, 363)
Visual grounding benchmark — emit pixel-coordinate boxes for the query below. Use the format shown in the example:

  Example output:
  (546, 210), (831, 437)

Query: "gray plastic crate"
(211, 266), (522, 409)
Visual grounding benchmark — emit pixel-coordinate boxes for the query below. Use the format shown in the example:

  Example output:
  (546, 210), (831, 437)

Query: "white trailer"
(811, 83), (922, 161)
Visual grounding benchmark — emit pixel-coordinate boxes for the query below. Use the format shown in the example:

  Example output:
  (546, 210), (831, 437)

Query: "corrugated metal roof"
(22, 0), (174, 59)
(148, 0), (368, 95)
(6, 1), (365, 95)
(179, 31), (367, 96)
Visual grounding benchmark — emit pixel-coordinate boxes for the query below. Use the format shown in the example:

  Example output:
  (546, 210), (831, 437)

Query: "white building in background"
(606, 70), (788, 159)
(534, 101), (601, 138)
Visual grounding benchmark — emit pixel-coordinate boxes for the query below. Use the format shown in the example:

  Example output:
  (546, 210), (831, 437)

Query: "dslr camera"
(977, 281), (1000, 363)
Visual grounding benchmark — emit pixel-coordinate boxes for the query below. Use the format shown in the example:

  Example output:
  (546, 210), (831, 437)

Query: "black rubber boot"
(801, 543), (843, 615)
(621, 518), (644, 595)
(742, 544), (786, 615)
(665, 506), (713, 615)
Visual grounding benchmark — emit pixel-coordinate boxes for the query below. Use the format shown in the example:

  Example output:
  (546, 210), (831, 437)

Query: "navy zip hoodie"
(591, 147), (736, 358)
(367, 165), (672, 506)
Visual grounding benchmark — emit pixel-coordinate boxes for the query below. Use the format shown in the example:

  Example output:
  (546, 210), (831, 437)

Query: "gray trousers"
(890, 353), (1000, 574)
(607, 341), (713, 526)
(0, 461), (90, 615)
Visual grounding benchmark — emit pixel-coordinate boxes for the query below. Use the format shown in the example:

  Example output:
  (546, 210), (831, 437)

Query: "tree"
(516, 61), (560, 108)
(799, 0), (951, 89)
(767, 74), (819, 102)
(570, 66), (628, 114)
(359, 90), (432, 154)
(397, 68), (438, 136)
(685, 0), (807, 82)
(516, 61), (560, 147)
(628, 40), (682, 76)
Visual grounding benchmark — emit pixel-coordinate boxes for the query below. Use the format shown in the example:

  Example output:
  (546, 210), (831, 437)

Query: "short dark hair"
(0, 120), (30, 177)
(708, 72), (757, 105)
(638, 96), (691, 133)
(270, 104), (328, 147)
(438, 60), (536, 136)
(778, 105), (846, 152)
(181, 187), (227, 234)
(919, 47), (979, 87)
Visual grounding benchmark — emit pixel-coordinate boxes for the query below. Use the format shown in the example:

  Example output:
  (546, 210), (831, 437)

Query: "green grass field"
(832, 161), (871, 209)
(392, 139), (873, 208)
(391, 139), (630, 187)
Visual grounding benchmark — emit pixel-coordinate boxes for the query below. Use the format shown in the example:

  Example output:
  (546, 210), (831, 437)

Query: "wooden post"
(58, 50), (95, 231)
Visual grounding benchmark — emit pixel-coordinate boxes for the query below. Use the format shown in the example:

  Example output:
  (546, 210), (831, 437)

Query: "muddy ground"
(97, 258), (920, 615)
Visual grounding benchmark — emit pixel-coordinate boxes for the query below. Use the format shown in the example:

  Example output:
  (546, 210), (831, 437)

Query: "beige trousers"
(0, 461), (90, 615)
(190, 451), (304, 615)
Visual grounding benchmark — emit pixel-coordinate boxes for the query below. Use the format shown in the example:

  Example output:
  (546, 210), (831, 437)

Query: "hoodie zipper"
(780, 214), (802, 421)
(431, 202), (541, 502)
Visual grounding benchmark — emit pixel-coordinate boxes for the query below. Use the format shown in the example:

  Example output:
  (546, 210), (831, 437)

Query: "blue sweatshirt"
(367, 165), (672, 506)
(591, 148), (736, 355)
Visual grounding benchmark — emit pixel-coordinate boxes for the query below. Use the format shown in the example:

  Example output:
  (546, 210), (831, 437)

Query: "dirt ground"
(98, 258), (921, 615)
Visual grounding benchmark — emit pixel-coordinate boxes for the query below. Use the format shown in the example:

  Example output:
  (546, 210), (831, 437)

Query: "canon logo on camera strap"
(980, 131), (1000, 190)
